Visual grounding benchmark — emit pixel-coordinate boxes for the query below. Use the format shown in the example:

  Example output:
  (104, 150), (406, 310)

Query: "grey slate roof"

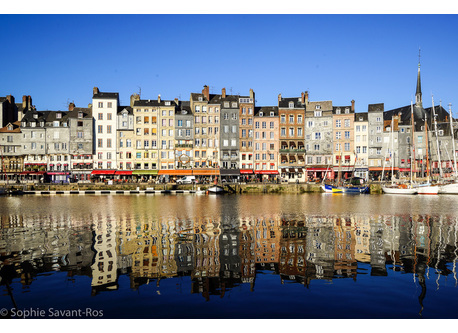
(93, 92), (119, 99)
(278, 97), (305, 109)
(254, 106), (278, 117)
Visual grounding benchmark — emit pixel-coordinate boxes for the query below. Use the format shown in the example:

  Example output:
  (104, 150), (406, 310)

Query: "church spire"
(415, 48), (422, 107)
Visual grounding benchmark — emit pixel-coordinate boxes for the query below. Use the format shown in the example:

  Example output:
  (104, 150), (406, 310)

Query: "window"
(98, 139), (103, 148)
(336, 119), (341, 128)
(98, 102), (103, 108)
(107, 125), (112, 134)
(314, 111), (322, 117)
(289, 115), (294, 123)
(280, 115), (286, 123)
(344, 119), (350, 127)
(289, 101), (294, 108)
(107, 102), (112, 108)
(345, 131), (350, 139)
(336, 132), (341, 140)
(281, 128), (286, 136)
(315, 132), (321, 140)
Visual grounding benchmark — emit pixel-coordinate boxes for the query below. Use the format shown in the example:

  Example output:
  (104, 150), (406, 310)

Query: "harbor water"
(1, 193), (458, 319)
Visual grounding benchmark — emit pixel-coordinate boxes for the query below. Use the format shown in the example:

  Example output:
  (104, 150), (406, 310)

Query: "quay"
(3, 182), (385, 195)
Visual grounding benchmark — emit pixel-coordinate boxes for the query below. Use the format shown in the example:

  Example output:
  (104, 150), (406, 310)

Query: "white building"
(92, 87), (119, 171)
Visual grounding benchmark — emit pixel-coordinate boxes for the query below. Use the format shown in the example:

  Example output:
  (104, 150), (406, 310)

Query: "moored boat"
(207, 185), (225, 194)
(382, 184), (418, 194)
(416, 183), (439, 195)
(439, 182), (458, 194)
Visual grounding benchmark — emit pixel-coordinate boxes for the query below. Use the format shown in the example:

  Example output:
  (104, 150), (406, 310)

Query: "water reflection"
(1, 195), (458, 318)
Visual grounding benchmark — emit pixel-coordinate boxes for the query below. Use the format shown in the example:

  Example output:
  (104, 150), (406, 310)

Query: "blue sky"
(1, 13), (458, 114)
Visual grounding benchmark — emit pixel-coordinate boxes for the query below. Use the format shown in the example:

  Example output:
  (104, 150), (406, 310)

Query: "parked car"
(177, 176), (196, 184)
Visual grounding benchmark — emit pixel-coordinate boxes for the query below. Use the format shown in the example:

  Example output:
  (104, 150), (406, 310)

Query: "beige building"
(239, 90), (255, 174)
(332, 101), (356, 180)
(253, 106), (279, 179)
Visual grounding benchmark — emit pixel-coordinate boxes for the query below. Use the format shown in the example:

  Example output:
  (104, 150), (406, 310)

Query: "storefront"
(280, 167), (304, 183)
(48, 171), (71, 184)
(91, 170), (116, 182)
(219, 169), (240, 183)
(240, 169), (254, 182)
(19, 171), (47, 183)
(305, 167), (333, 182)
(114, 170), (133, 182)
(132, 170), (158, 182)
(254, 170), (279, 182)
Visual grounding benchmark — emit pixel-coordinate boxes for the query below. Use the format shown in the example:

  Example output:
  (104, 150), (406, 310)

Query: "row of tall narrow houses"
(1, 62), (457, 184)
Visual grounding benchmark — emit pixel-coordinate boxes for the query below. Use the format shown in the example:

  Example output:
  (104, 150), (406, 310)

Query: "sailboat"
(417, 103), (439, 195)
(382, 103), (418, 194)
(207, 176), (226, 194)
(321, 153), (369, 194)
(440, 103), (458, 194)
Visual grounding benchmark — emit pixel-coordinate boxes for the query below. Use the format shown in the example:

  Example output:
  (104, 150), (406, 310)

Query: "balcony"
(175, 144), (194, 148)
(279, 148), (306, 153)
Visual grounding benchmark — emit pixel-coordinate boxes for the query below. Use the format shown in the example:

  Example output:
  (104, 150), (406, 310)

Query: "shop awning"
(91, 170), (116, 175)
(305, 167), (331, 171)
(115, 170), (133, 175)
(48, 172), (70, 175)
(20, 171), (46, 175)
(132, 170), (159, 175)
(158, 169), (192, 176)
(220, 169), (240, 176)
(255, 170), (279, 175)
(240, 169), (253, 174)
(193, 169), (219, 176)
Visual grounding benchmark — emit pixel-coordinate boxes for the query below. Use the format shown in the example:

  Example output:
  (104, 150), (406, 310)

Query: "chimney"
(222, 88), (226, 98)
(130, 93), (140, 107)
(351, 100), (355, 112)
(278, 94), (282, 102)
(68, 102), (75, 111)
(93, 87), (99, 96)
(202, 85), (210, 101)
(174, 98), (179, 105)
(21, 95), (27, 109)
(249, 88), (254, 100)
(305, 91), (309, 104)
(158, 94), (161, 103)
(27, 96), (32, 110)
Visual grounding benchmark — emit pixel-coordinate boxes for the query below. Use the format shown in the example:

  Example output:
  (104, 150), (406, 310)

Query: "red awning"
(240, 169), (253, 174)
(255, 170), (279, 175)
(115, 171), (133, 175)
(20, 171), (46, 175)
(91, 170), (116, 175)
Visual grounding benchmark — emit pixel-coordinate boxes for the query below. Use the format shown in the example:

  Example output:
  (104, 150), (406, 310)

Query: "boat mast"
(425, 113), (430, 183)
(391, 116), (394, 184)
(449, 103), (457, 178)
(411, 101), (416, 182)
(432, 96), (443, 179)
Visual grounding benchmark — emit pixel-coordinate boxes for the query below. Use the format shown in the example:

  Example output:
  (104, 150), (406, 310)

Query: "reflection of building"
(354, 216), (371, 263)
(370, 217), (387, 276)
(279, 220), (307, 284)
(333, 217), (357, 280)
(254, 217), (281, 264)
(91, 218), (118, 294)
(305, 217), (335, 281)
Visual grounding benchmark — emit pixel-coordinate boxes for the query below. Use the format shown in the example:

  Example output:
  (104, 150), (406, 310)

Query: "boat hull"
(321, 184), (369, 194)
(207, 186), (225, 194)
(439, 183), (458, 194)
(382, 186), (417, 194)
(416, 185), (439, 195)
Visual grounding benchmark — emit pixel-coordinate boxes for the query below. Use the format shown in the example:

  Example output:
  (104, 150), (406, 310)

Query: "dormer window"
(22, 121), (26, 127)
(78, 112), (83, 119)
(7, 125), (13, 131)
(198, 96), (202, 102)
(56, 112), (62, 119)
(232, 102), (237, 108)
(53, 121), (59, 127)
(359, 117), (363, 121)
(40, 121), (45, 127)
(224, 102), (229, 108)
(259, 112), (263, 117)
(289, 101), (294, 108)
(165, 101), (171, 106)
(336, 108), (341, 114)
(33, 114), (38, 119)
(31, 122), (36, 127)
(315, 105), (321, 110)
(270, 112), (274, 117)
(345, 108), (350, 114)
